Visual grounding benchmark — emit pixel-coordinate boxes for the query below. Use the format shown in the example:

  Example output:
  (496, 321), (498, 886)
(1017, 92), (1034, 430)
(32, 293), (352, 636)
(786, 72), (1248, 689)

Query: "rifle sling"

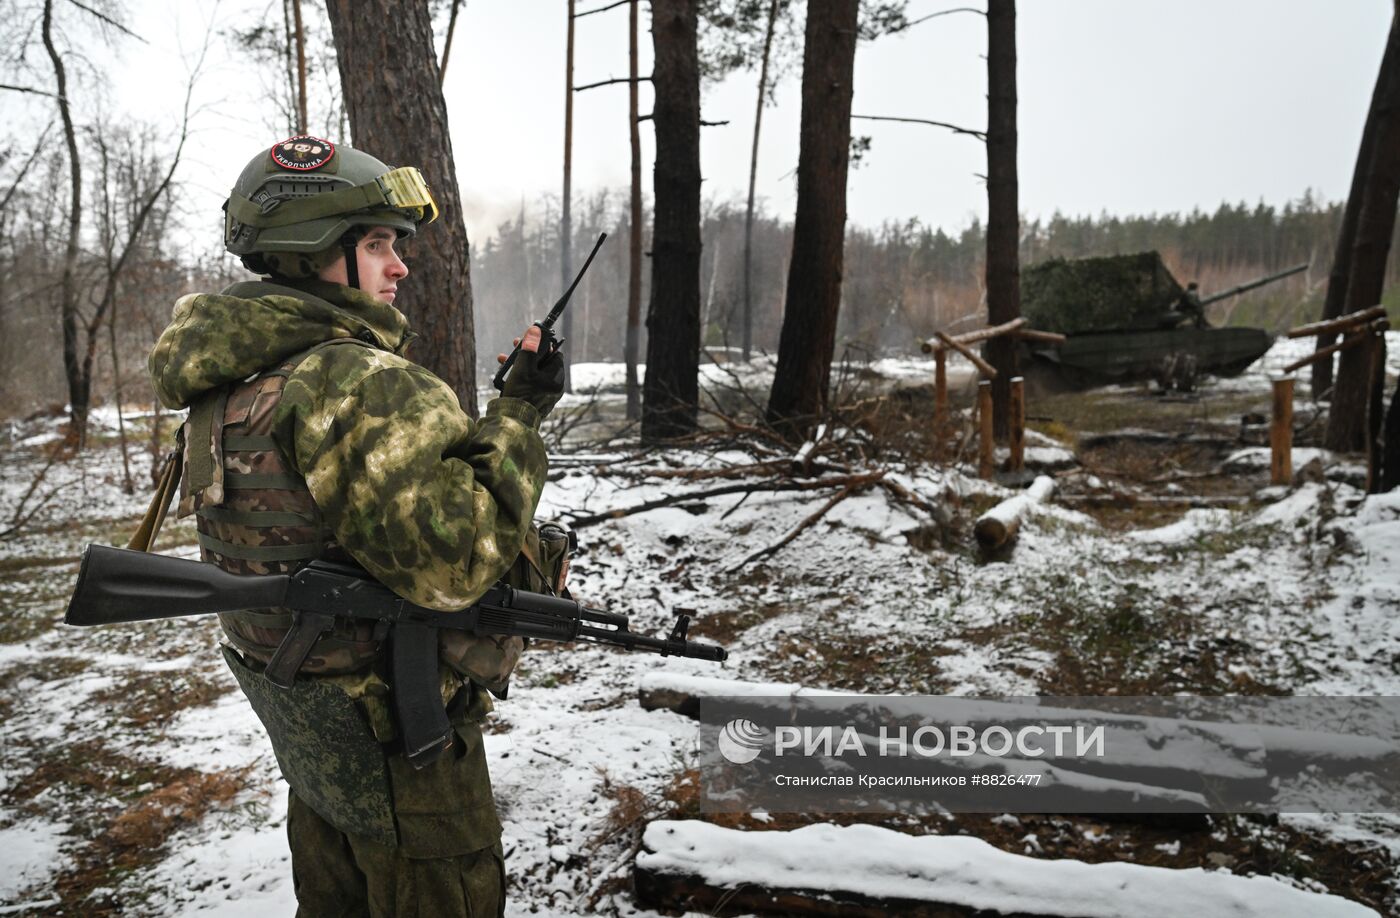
(127, 432), (184, 552)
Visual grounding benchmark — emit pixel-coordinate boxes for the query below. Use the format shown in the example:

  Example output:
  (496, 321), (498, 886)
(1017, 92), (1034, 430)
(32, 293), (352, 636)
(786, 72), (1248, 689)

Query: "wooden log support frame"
(1278, 307), (1390, 488)
(1270, 375), (1294, 486)
(1009, 376), (1025, 471)
(933, 347), (948, 458)
(921, 322), (1063, 473)
(977, 380), (995, 480)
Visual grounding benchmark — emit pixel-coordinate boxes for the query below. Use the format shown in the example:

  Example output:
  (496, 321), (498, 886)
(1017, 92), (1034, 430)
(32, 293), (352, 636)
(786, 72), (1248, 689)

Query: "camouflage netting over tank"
(1022, 251), (1185, 335)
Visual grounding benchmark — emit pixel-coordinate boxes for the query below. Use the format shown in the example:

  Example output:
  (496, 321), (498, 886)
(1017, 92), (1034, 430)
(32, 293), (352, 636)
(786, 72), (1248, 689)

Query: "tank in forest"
(1019, 251), (1308, 390)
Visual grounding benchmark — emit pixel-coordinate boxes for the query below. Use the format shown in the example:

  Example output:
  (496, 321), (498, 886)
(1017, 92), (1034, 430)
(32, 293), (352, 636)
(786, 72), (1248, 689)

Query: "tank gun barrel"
(1199, 263), (1309, 306)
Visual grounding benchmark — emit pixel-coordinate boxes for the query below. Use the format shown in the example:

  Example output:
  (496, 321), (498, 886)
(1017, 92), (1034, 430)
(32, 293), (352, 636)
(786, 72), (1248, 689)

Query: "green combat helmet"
(223, 135), (438, 283)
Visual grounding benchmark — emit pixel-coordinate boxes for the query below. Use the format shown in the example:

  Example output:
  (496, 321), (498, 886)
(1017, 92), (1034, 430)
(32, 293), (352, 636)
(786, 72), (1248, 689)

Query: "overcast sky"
(9, 0), (1393, 248)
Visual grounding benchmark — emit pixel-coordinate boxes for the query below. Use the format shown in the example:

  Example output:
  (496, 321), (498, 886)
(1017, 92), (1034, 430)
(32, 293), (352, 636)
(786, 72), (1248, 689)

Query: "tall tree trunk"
(291, 0), (308, 133)
(743, 0), (780, 363)
(626, 0), (643, 420)
(641, 0), (703, 443)
(1313, 18), (1394, 399)
(561, 0), (576, 393)
(985, 0), (1020, 442)
(765, 0), (858, 437)
(1326, 14), (1400, 452)
(326, 0), (478, 417)
(42, 0), (86, 447)
(281, 0), (298, 133)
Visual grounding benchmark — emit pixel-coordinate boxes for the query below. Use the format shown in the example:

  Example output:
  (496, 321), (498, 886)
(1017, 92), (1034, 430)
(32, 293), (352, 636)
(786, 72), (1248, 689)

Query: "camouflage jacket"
(149, 278), (549, 612)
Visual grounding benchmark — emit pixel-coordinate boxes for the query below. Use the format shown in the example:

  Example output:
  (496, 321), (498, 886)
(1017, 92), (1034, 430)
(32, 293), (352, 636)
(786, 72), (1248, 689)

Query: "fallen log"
(635, 821), (1379, 918)
(636, 673), (1398, 812)
(974, 474), (1055, 550)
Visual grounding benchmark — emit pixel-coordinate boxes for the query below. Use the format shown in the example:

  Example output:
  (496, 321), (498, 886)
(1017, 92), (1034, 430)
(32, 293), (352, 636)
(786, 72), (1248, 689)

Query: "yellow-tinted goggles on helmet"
(376, 167), (439, 225)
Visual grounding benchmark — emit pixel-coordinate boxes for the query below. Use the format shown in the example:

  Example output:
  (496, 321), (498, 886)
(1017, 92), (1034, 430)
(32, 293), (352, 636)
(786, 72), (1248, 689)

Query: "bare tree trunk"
(641, 0), (702, 443)
(1326, 14), (1400, 452)
(1313, 19), (1393, 399)
(281, 0), (298, 133)
(439, 0), (463, 82)
(325, 0), (479, 417)
(561, 0), (576, 393)
(985, 0), (1020, 441)
(291, 0), (308, 133)
(765, 0), (858, 437)
(626, 0), (643, 420)
(42, 0), (86, 447)
(743, 0), (780, 363)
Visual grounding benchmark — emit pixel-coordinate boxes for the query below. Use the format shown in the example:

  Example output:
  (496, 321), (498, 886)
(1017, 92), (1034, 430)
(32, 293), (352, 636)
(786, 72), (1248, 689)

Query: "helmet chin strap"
(342, 236), (361, 290)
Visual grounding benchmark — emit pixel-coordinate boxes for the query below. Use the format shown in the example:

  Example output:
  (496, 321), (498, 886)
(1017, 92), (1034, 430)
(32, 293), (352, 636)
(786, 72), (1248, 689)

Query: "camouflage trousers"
(286, 731), (506, 918)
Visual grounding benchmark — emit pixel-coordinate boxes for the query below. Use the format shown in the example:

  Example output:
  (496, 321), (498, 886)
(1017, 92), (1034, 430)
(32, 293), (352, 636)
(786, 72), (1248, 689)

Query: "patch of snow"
(1127, 508), (1235, 544)
(1224, 446), (1334, 471)
(0, 819), (67, 902)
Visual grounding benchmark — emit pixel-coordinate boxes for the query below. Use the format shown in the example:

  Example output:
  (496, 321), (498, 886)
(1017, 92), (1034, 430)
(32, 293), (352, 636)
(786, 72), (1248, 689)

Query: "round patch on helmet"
(270, 135), (335, 171)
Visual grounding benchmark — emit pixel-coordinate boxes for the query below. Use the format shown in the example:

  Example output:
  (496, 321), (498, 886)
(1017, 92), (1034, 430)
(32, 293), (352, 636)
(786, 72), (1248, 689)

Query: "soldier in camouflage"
(148, 135), (564, 917)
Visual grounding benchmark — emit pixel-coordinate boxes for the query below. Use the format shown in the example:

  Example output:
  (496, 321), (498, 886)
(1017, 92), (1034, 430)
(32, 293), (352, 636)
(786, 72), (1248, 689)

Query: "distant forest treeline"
(3, 189), (1394, 419)
(473, 190), (1397, 364)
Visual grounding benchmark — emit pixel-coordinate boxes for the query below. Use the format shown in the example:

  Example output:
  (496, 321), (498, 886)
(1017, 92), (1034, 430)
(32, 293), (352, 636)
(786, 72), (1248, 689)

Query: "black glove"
(501, 340), (566, 419)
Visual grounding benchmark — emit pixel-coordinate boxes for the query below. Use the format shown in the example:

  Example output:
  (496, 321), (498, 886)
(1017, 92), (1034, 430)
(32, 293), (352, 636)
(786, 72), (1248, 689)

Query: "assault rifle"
(492, 232), (607, 391)
(65, 543), (725, 767)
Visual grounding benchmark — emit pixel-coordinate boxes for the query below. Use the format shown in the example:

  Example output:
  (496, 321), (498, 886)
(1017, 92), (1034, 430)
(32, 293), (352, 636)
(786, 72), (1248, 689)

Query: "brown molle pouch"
(439, 521), (577, 698)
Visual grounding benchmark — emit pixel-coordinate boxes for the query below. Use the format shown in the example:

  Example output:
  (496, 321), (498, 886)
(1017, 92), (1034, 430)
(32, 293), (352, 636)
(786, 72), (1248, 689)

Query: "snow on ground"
(2, 346), (1399, 915)
(639, 820), (1379, 917)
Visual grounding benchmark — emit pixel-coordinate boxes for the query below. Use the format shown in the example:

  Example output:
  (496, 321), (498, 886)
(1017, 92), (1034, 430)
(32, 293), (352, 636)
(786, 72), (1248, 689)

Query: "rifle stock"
(65, 544), (290, 626)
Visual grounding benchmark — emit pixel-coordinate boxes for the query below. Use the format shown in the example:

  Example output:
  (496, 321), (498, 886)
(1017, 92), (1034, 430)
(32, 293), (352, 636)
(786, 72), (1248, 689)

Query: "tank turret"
(1018, 252), (1309, 388)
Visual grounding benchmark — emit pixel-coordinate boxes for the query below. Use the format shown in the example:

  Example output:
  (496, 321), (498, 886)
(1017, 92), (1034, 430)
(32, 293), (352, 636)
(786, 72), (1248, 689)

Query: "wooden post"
(1366, 333), (1387, 493)
(933, 347), (948, 458)
(1270, 374), (1294, 486)
(978, 379), (995, 480)
(1009, 376), (1025, 471)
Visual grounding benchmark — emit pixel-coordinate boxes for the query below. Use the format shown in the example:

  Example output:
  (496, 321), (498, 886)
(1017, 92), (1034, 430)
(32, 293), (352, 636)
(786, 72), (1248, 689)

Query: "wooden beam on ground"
(935, 330), (997, 378)
(1008, 375), (1025, 471)
(977, 380), (995, 479)
(1281, 319), (1389, 374)
(1270, 375), (1295, 486)
(974, 473), (1054, 551)
(1285, 304), (1387, 339)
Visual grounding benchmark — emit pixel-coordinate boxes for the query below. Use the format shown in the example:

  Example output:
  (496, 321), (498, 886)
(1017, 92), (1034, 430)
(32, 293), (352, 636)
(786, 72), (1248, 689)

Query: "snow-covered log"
(636, 673), (1397, 809)
(974, 474), (1055, 550)
(635, 821), (1378, 918)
